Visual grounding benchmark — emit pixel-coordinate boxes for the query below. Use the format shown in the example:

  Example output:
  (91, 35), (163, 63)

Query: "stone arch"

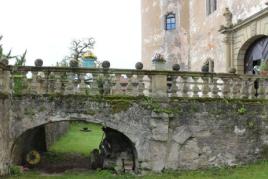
(236, 35), (267, 74)
(10, 118), (139, 172)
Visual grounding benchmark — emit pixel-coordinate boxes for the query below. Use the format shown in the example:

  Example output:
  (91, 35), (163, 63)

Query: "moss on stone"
(261, 145), (268, 159)
(24, 107), (35, 117)
(109, 99), (133, 114)
(85, 109), (96, 116)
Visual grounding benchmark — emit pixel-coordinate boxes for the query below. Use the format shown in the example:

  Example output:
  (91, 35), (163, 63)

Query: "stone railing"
(1, 63), (268, 99)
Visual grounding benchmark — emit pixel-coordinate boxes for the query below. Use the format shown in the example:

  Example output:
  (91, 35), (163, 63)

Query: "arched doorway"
(244, 36), (268, 74)
(11, 121), (137, 173)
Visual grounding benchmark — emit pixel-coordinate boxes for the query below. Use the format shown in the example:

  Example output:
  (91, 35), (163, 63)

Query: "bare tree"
(71, 38), (95, 61)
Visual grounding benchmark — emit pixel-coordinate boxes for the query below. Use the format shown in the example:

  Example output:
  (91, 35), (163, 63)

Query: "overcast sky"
(0, 0), (141, 69)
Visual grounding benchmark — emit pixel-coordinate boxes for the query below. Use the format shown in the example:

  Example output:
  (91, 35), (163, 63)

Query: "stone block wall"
(45, 122), (70, 149)
(0, 97), (11, 175)
(5, 95), (268, 173)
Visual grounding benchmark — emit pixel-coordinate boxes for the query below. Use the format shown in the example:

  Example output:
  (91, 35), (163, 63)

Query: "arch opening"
(244, 36), (268, 74)
(236, 35), (268, 74)
(11, 121), (138, 173)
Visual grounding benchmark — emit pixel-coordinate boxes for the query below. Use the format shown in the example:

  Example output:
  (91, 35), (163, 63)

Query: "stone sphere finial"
(102, 61), (110, 69)
(172, 64), (180, 71)
(135, 62), (143, 70)
(228, 68), (236, 74)
(34, 59), (43, 67)
(69, 59), (79, 68)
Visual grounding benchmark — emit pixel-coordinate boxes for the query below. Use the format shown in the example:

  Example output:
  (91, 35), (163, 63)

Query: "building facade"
(141, 0), (268, 74)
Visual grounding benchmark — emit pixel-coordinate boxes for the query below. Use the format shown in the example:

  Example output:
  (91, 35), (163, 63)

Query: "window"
(165, 13), (176, 30)
(206, 0), (217, 15)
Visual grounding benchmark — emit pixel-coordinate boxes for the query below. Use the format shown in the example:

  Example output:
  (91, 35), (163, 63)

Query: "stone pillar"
(151, 59), (167, 98)
(223, 34), (233, 72)
(222, 8), (234, 72)
(0, 98), (11, 176)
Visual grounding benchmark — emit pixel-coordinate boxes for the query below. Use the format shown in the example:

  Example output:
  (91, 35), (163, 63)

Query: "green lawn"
(49, 122), (104, 156)
(7, 160), (268, 179)
(7, 122), (268, 178)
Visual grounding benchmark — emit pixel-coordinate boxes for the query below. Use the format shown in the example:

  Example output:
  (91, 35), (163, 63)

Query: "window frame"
(206, 0), (217, 16)
(165, 12), (176, 31)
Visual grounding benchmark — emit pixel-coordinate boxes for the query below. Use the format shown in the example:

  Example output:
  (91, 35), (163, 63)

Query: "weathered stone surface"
(2, 96), (268, 175)
(172, 126), (192, 145)
(45, 122), (70, 148)
(149, 141), (167, 172)
(0, 98), (11, 176)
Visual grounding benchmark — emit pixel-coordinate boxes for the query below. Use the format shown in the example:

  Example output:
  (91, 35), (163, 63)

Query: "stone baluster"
(47, 72), (56, 94)
(130, 75), (139, 96)
(257, 78), (265, 99)
(90, 73), (100, 95)
(211, 77), (220, 98)
(201, 77), (210, 98)
(240, 78), (249, 99)
(120, 75), (128, 95)
(231, 78), (240, 99)
(78, 73), (87, 95)
(21, 71), (31, 95)
(30, 71), (39, 94)
(37, 71), (46, 95)
(170, 75), (178, 97)
(64, 72), (75, 95)
(192, 76), (200, 98)
(137, 74), (145, 96)
(54, 72), (63, 94)
(181, 76), (189, 97)
(147, 75), (152, 96)
(126, 74), (134, 95)
(60, 72), (68, 95)
(221, 77), (231, 98)
(265, 79), (268, 99)
(112, 73), (122, 95)
(248, 77), (256, 99)
(103, 73), (112, 95)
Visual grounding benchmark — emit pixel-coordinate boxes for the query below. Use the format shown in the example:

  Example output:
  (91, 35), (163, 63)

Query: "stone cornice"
(220, 7), (268, 34)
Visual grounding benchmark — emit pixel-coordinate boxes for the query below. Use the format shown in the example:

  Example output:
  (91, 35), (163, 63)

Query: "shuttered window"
(206, 0), (217, 15)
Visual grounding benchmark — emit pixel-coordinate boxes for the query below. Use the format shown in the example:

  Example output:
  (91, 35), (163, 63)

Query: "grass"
(6, 160), (268, 179)
(7, 122), (268, 178)
(49, 122), (104, 156)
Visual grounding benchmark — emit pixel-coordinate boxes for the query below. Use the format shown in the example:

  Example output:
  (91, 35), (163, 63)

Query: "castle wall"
(141, 0), (189, 70)
(188, 0), (266, 72)
(141, 0), (267, 72)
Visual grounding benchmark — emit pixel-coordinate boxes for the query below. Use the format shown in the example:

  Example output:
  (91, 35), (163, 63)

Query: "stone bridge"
(1, 62), (268, 175)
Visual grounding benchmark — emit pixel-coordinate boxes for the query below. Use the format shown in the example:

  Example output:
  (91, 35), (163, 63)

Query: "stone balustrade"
(0, 63), (268, 99)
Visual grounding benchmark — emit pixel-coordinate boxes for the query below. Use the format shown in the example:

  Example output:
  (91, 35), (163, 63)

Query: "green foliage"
(109, 99), (133, 113)
(49, 122), (103, 156)
(247, 121), (256, 129)
(7, 160), (268, 179)
(0, 35), (16, 62)
(9, 165), (22, 176)
(238, 106), (247, 115)
(260, 59), (268, 71)
(143, 97), (174, 114)
(24, 107), (35, 117)
(15, 50), (27, 66)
